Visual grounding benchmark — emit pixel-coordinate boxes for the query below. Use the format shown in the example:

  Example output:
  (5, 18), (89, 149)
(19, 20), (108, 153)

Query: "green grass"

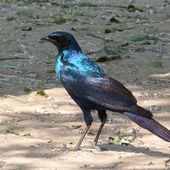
(127, 4), (144, 12)
(127, 34), (160, 42)
(36, 90), (48, 97)
(103, 45), (122, 55)
(152, 61), (163, 68)
(6, 128), (31, 137)
(23, 87), (31, 94)
(108, 134), (134, 145)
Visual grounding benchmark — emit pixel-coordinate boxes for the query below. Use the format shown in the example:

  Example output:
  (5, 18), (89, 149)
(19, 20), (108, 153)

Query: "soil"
(0, 0), (170, 169)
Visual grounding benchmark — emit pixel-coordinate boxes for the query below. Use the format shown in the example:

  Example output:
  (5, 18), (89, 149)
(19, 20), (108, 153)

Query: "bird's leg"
(74, 109), (93, 151)
(93, 110), (107, 146)
(74, 125), (91, 151)
(93, 121), (106, 146)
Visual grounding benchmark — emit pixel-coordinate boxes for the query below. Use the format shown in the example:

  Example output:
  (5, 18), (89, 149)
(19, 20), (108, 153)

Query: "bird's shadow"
(93, 143), (170, 157)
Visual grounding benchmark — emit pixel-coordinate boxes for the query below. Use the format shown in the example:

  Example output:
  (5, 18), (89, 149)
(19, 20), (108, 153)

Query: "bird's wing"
(60, 53), (136, 112)
(64, 75), (137, 112)
(85, 77), (137, 111)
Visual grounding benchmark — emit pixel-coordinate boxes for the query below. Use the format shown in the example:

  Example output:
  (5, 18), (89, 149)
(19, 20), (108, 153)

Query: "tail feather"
(124, 112), (170, 142)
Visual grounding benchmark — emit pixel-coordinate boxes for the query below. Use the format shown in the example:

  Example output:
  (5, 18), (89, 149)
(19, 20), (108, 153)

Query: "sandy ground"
(0, 0), (170, 169)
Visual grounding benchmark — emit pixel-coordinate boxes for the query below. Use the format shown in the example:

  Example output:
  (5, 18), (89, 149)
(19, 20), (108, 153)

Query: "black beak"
(41, 36), (50, 41)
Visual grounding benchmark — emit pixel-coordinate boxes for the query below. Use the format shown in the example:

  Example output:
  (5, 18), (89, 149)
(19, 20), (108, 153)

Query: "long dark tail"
(124, 107), (170, 142)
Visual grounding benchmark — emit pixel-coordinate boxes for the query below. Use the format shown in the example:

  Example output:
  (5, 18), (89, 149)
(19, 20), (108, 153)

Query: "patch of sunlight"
(149, 72), (170, 78)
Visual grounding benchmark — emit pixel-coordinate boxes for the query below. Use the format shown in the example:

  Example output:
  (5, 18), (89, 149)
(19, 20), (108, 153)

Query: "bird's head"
(41, 31), (82, 52)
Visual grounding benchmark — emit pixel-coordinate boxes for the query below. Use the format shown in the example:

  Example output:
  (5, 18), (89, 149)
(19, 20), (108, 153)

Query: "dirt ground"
(0, 0), (170, 169)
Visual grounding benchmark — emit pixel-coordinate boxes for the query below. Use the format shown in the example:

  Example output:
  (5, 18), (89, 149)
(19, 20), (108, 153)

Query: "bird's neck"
(71, 40), (82, 52)
(58, 41), (82, 53)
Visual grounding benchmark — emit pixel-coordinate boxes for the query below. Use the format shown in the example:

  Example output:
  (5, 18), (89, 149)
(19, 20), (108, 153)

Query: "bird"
(41, 31), (170, 150)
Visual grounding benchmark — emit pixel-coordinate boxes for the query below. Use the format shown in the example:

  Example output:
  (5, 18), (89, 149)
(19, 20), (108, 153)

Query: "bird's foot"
(90, 142), (100, 150)
(73, 146), (81, 151)
(90, 141), (108, 151)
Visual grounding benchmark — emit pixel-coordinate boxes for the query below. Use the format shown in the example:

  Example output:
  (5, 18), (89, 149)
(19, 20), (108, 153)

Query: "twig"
(86, 49), (103, 55)
(130, 47), (168, 54)
(55, 3), (127, 8)
(86, 33), (105, 41)
(0, 57), (29, 61)
(86, 33), (117, 43)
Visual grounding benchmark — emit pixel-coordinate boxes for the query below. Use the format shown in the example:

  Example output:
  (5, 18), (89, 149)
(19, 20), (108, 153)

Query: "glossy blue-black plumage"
(55, 49), (138, 113)
(55, 49), (105, 82)
(42, 31), (170, 149)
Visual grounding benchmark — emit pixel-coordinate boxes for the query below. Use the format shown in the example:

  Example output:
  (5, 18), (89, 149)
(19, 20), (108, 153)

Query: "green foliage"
(109, 134), (134, 145)
(47, 69), (55, 74)
(6, 128), (16, 134)
(4, 0), (50, 4)
(127, 34), (159, 42)
(127, 4), (143, 12)
(104, 45), (121, 55)
(50, 5), (80, 24)
(95, 45), (122, 62)
(6, 16), (16, 21)
(64, 6), (79, 22)
(109, 16), (120, 23)
(78, 1), (97, 7)
(6, 128), (31, 137)
(152, 61), (163, 68)
(79, 13), (96, 18)
(24, 87), (31, 93)
(105, 27), (123, 34)
(22, 26), (32, 31)
(19, 111), (32, 114)
(95, 56), (121, 62)
(52, 17), (66, 25)
(36, 90), (48, 97)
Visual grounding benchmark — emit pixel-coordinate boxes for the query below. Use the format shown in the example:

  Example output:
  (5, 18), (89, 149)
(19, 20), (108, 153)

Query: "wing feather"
(83, 77), (137, 111)
(62, 74), (137, 112)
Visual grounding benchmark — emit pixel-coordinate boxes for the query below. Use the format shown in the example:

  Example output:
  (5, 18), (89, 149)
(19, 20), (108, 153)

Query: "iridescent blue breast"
(55, 49), (105, 82)
(55, 53), (63, 82)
